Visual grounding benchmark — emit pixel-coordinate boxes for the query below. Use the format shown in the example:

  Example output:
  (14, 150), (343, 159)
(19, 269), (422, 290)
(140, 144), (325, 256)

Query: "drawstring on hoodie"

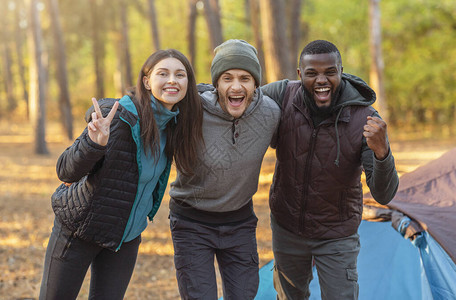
(333, 105), (345, 167)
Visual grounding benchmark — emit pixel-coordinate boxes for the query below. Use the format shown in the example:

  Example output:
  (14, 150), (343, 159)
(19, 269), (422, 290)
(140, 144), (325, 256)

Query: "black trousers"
(39, 220), (141, 300)
(170, 214), (260, 300)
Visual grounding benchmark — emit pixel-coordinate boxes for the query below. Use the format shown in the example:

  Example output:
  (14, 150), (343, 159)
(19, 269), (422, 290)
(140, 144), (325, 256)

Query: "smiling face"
(216, 69), (256, 118)
(143, 57), (188, 110)
(298, 52), (343, 108)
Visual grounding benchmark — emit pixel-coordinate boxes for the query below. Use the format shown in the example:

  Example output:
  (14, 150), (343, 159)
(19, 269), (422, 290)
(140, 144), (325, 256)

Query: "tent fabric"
(365, 147), (456, 264)
(412, 231), (456, 299)
(254, 221), (431, 300)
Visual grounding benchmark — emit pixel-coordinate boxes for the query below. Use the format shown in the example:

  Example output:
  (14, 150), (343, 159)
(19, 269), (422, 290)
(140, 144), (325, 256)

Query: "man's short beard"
(303, 84), (341, 116)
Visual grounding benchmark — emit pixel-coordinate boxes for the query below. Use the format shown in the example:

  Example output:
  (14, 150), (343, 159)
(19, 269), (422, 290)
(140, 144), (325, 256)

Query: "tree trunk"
(260, 0), (294, 82)
(112, 13), (123, 97)
(29, 0), (49, 154)
(2, 43), (16, 112)
(147, 0), (160, 51)
(287, 0), (302, 71)
(369, 0), (387, 121)
(244, 0), (251, 27)
(90, 0), (106, 99)
(113, 40), (123, 97)
(202, 0), (223, 50)
(416, 105), (426, 124)
(249, 0), (266, 85)
(120, 3), (133, 92)
(0, 5), (16, 112)
(187, 0), (198, 68)
(48, 0), (73, 140)
(14, 0), (29, 118)
(111, 4), (132, 96)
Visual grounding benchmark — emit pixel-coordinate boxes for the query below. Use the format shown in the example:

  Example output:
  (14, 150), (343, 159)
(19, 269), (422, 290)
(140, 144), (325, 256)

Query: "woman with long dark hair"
(39, 49), (203, 299)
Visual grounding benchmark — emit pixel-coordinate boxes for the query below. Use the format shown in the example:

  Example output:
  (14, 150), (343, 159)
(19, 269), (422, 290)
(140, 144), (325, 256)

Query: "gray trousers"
(271, 215), (360, 300)
(170, 214), (259, 300)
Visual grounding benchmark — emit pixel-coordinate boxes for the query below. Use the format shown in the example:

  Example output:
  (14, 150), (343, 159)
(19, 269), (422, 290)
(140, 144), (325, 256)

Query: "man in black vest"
(261, 40), (399, 299)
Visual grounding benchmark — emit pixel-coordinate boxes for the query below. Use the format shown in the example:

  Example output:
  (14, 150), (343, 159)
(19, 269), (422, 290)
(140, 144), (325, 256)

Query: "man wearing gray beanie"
(169, 39), (281, 299)
(210, 39), (262, 87)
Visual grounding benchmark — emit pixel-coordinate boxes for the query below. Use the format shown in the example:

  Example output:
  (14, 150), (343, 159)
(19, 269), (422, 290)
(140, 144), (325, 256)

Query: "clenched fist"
(363, 116), (388, 160)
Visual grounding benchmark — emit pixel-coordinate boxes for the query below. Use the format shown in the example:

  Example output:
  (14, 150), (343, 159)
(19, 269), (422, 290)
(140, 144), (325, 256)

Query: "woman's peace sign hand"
(88, 98), (119, 146)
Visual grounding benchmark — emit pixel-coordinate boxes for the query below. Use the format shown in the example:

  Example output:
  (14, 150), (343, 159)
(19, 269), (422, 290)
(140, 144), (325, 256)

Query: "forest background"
(0, 0), (455, 298)
(1, 0), (456, 142)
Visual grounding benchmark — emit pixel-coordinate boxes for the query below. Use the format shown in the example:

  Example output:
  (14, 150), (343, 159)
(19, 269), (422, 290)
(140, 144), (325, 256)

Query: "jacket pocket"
(174, 254), (199, 296)
(242, 252), (260, 298)
(51, 223), (76, 260)
(60, 232), (76, 259)
(346, 268), (358, 282)
(51, 176), (93, 232)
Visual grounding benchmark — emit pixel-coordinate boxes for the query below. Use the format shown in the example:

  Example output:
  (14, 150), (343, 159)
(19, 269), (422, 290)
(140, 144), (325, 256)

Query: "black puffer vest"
(270, 77), (376, 239)
(51, 98), (140, 251)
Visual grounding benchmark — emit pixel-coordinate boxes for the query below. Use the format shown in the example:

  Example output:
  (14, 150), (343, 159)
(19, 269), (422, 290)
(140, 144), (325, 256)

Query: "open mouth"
(314, 87), (331, 102)
(228, 95), (245, 107)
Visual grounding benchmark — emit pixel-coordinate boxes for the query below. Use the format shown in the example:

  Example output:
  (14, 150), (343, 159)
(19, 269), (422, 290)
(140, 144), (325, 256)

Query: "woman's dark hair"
(127, 49), (203, 175)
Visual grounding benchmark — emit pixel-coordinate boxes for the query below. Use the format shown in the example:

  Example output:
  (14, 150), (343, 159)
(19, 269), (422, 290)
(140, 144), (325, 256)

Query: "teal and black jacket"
(51, 96), (171, 251)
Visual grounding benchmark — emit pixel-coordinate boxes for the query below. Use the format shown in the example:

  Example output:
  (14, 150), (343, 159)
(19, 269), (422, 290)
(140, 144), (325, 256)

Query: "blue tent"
(255, 148), (456, 299)
(256, 221), (456, 299)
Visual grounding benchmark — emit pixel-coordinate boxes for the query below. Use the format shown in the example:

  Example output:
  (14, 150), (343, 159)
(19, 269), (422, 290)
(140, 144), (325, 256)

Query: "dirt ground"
(0, 120), (454, 299)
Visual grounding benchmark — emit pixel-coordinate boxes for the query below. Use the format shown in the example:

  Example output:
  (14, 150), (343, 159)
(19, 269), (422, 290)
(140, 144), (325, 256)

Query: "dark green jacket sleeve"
(362, 111), (399, 205)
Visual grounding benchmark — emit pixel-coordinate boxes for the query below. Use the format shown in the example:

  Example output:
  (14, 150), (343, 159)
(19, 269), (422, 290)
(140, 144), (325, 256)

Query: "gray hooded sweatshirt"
(169, 84), (281, 223)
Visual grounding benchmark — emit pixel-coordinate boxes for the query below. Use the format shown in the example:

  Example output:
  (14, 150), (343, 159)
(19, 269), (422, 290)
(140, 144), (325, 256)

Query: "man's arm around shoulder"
(260, 79), (289, 108)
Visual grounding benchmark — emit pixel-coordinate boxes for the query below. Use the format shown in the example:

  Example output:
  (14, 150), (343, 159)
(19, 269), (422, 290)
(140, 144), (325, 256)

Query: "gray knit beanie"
(211, 39), (261, 87)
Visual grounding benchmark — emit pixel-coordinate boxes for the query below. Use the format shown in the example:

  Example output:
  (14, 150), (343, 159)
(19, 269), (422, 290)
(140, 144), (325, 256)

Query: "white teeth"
(315, 88), (330, 92)
(230, 95), (243, 98)
(165, 88), (178, 92)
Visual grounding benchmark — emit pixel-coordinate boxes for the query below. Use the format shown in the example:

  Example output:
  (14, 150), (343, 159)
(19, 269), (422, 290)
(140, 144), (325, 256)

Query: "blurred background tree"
(0, 0), (455, 153)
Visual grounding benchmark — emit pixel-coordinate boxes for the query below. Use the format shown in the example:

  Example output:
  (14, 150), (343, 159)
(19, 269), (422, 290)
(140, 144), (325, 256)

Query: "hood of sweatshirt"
(333, 73), (376, 109)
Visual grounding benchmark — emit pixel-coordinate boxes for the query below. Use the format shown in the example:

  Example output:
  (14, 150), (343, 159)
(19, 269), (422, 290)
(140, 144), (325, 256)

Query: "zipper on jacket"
(299, 127), (318, 235)
(116, 115), (141, 252)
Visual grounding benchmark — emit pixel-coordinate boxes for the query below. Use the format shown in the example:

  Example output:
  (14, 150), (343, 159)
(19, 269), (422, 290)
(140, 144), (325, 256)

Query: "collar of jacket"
(150, 95), (179, 130)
